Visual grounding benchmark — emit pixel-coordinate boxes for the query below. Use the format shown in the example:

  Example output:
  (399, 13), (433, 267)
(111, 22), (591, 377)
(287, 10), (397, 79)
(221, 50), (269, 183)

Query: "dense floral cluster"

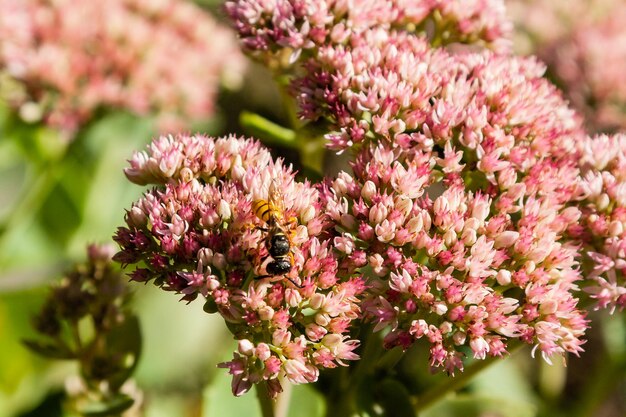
(0, 0), (245, 135)
(575, 134), (626, 313)
(115, 134), (364, 397)
(225, 0), (511, 69)
(293, 28), (589, 369)
(295, 29), (584, 180)
(110, 0), (626, 397)
(508, 0), (626, 132)
(321, 144), (587, 371)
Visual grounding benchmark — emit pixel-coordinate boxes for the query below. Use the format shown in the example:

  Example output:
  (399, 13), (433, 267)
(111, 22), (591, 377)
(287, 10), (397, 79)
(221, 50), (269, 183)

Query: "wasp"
(252, 180), (300, 286)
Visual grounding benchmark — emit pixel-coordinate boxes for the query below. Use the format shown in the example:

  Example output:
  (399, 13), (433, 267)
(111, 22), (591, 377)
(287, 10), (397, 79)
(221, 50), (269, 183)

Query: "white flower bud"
(315, 313), (330, 326)
(494, 231), (519, 248)
(433, 302), (448, 316)
(361, 180), (377, 200)
(310, 293), (325, 310)
(301, 205), (316, 224)
(218, 199), (231, 219)
(258, 306), (275, 321)
(238, 339), (255, 356)
(495, 269), (512, 286)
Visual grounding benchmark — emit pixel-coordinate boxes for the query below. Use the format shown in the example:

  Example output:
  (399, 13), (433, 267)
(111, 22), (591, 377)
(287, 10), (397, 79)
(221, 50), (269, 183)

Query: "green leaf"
(77, 393), (135, 417)
(22, 339), (75, 360)
(39, 181), (82, 245)
(203, 298), (218, 314)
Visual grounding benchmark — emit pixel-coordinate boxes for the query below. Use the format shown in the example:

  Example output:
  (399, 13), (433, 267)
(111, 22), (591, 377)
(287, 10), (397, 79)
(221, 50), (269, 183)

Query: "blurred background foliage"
(0, 0), (625, 416)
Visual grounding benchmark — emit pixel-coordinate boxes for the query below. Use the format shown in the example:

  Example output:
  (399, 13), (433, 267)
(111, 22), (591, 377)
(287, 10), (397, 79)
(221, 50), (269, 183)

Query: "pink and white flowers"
(110, 0), (626, 398)
(575, 134), (626, 313)
(115, 134), (364, 397)
(0, 0), (245, 136)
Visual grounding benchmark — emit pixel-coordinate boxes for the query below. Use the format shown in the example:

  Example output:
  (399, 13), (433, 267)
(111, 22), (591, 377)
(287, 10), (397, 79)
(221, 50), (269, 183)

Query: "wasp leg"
(254, 273), (303, 289)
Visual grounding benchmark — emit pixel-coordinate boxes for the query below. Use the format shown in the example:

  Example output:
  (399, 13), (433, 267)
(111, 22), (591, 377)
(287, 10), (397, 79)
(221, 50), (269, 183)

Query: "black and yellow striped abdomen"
(253, 199), (282, 224)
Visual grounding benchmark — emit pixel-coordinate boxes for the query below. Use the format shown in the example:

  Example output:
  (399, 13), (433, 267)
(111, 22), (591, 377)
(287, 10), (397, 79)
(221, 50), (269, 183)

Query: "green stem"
(275, 378), (292, 417)
(277, 80), (302, 131)
(240, 111), (297, 149)
(321, 331), (385, 417)
(256, 382), (276, 417)
(573, 353), (626, 417)
(414, 341), (524, 413)
(351, 331), (385, 386)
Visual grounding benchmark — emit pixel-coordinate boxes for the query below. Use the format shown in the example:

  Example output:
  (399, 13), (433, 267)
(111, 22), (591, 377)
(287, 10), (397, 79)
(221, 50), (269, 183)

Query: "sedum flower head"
(295, 29), (584, 208)
(226, 0), (511, 69)
(576, 134), (626, 313)
(295, 29), (588, 371)
(115, 134), (364, 397)
(322, 143), (587, 372)
(0, 0), (245, 136)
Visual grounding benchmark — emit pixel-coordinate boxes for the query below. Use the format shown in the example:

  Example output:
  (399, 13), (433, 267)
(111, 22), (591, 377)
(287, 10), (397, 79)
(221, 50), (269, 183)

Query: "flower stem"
(414, 341), (524, 413)
(256, 382), (276, 417)
(239, 111), (297, 149)
(275, 379), (292, 417)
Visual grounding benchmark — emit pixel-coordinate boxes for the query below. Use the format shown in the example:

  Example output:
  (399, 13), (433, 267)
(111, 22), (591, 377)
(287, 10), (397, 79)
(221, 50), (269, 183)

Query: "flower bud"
(406, 215), (424, 234)
(361, 180), (376, 200)
(452, 331), (467, 345)
(285, 288), (303, 307)
(238, 339), (255, 356)
(258, 306), (275, 321)
(394, 195), (412, 217)
(218, 199), (231, 219)
(609, 220), (624, 237)
(494, 231), (519, 248)
(310, 293), (325, 310)
(495, 269), (512, 286)
(213, 253), (227, 270)
(321, 333), (342, 348)
(301, 205), (316, 224)
(340, 214), (356, 230)
(179, 167), (194, 183)
(315, 313), (331, 326)
(439, 321), (453, 334)
(305, 323), (328, 341)
(433, 302), (448, 316)
(127, 206), (147, 227)
(256, 343), (271, 361)
(369, 203), (388, 224)
(272, 329), (290, 346)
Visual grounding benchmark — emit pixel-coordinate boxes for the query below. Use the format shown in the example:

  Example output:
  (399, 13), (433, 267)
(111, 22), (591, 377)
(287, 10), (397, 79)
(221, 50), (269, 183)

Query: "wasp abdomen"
(267, 259), (292, 275)
(253, 199), (281, 224)
(269, 234), (290, 256)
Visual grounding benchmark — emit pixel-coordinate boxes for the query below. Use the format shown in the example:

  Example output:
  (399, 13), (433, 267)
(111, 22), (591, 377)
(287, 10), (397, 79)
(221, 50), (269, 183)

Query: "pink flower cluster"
(509, 0), (626, 132)
(0, 0), (245, 136)
(296, 29), (583, 179)
(295, 29), (588, 370)
(111, 0), (626, 396)
(226, 0), (511, 68)
(115, 134), (364, 397)
(321, 144), (587, 371)
(575, 134), (626, 313)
